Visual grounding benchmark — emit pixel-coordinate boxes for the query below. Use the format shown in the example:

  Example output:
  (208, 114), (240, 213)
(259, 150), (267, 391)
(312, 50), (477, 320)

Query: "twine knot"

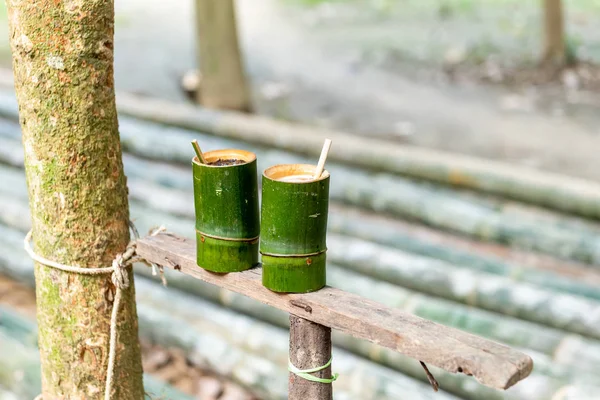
(111, 257), (130, 290)
(24, 222), (168, 400)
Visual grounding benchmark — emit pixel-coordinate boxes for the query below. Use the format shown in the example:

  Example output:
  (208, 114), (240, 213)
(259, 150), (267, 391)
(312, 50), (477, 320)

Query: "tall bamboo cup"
(192, 149), (260, 272)
(260, 164), (330, 292)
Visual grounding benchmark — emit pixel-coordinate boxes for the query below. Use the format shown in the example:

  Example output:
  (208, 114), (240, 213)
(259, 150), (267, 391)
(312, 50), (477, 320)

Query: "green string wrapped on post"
(288, 357), (339, 384)
(192, 149), (260, 272)
(260, 164), (330, 293)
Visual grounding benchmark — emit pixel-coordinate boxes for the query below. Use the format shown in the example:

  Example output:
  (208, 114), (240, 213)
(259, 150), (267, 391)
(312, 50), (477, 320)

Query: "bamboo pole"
(4, 87), (600, 222)
(326, 206), (600, 299)
(289, 315), (333, 400)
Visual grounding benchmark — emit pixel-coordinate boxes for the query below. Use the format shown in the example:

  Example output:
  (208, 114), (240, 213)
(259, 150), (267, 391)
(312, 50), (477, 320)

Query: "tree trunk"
(195, 0), (252, 112)
(6, 1), (144, 399)
(542, 0), (566, 65)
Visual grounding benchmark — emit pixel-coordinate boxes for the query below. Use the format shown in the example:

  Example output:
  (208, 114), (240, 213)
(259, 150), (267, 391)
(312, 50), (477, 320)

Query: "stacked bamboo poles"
(3, 114), (593, 266)
(191, 146), (260, 272)
(3, 163), (600, 340)
(3, 122), (600, 267)
(2, 195), (600, 380)
(3, 136), (600, 301)
(0, 83), (599, 223)
(2, 166), (600, 397)
(1, 225), (598, 400)
(3, 113), (600, 398)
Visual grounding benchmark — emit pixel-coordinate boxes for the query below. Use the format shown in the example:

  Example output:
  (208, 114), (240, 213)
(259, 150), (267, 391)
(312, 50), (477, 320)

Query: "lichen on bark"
(6, 0), (144, 398)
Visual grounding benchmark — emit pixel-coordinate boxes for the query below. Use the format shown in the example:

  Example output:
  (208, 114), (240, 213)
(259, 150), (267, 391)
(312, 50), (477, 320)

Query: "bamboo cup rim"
(263, 164), (330, 183)
(192, 149), (256, 167)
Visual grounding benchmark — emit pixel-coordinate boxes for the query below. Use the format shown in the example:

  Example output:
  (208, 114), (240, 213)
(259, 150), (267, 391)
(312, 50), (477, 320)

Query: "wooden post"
(289, 315), (333, 400)
(195, 0), (252, 112)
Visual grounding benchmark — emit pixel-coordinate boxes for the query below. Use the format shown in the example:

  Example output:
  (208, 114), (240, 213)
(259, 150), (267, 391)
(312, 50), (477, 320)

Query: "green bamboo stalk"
(260, 164), (330, 292)
(192, 149), (260, 272)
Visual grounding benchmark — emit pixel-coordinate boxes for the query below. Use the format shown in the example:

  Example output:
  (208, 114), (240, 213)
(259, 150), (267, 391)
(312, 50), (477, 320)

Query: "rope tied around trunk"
(25, 223), (167, 400)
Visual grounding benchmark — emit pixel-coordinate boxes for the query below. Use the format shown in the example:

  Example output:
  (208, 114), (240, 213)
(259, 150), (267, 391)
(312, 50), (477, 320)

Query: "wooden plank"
(136, 233), (533, 390)
(289, 315), (333, 400)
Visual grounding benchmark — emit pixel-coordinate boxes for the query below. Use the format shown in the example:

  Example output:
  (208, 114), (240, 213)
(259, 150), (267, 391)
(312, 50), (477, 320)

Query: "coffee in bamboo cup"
(260, 163), (330, 292)
(192, 148), (260, 272)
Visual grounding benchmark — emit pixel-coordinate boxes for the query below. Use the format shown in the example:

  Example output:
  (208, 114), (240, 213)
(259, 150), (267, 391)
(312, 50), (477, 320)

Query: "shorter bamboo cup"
(192, 149), (260, 272)
(260, 164), (330, 293)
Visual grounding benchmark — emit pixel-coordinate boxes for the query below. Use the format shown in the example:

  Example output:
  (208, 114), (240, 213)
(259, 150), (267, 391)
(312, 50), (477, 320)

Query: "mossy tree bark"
(6, 1), (144, 399)
(542, 0), (566, 66)
(195, 0), (252, 112)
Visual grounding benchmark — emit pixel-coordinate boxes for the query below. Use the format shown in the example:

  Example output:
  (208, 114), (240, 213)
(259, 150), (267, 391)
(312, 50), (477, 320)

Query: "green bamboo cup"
(260, 164), (330, 293)
(192, 149), (260, 272)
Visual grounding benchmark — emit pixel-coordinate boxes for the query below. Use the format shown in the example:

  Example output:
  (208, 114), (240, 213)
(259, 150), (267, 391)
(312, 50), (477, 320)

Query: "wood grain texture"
(289, 315), (333, 400)
(136, 233), (533, 390)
